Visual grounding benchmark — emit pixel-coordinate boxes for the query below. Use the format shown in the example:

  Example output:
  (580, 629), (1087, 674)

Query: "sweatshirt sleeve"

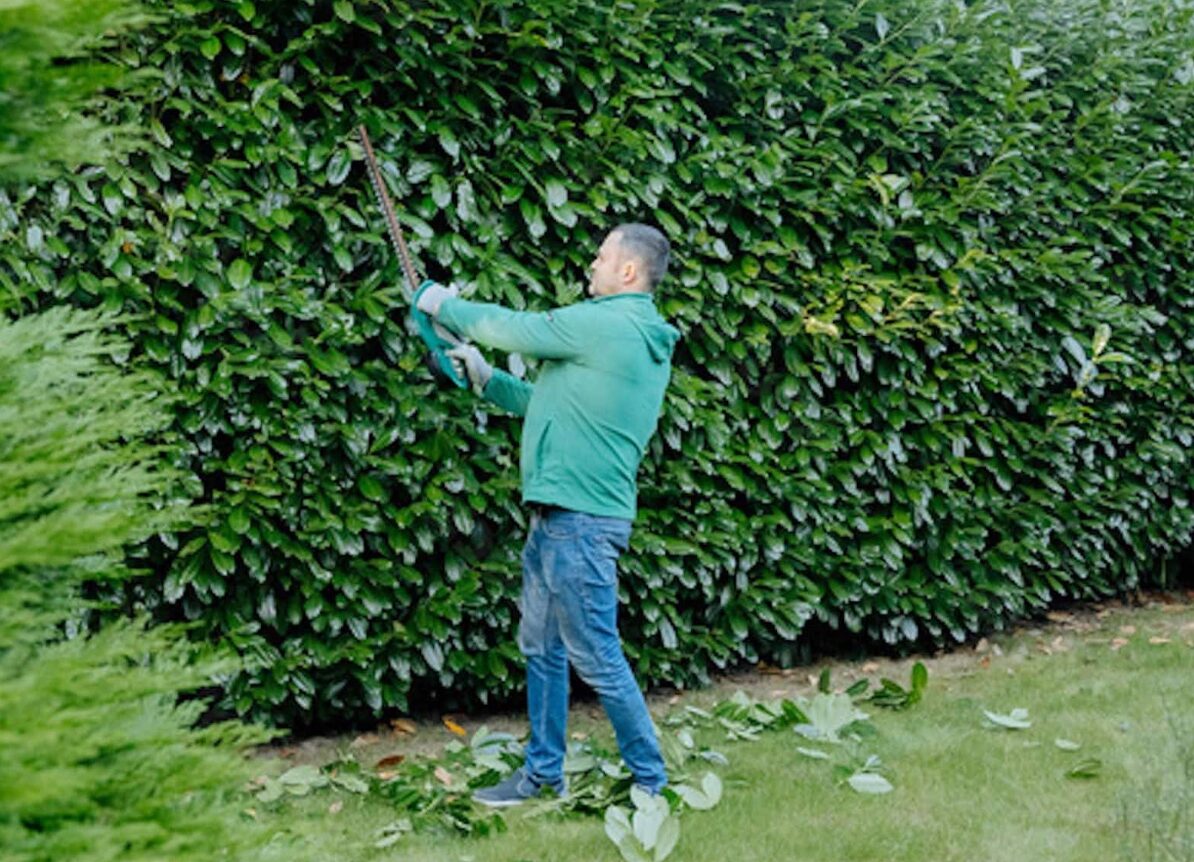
(481, 368), (533, 416)
(438, 297), (587, 360)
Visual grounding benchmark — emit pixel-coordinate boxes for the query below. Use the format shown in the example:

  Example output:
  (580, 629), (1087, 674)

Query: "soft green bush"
(1, 0), (1192, 725)
(0, 309), (273, 862)
(0, 305), (185, 639)
(0, 0), (149, 181)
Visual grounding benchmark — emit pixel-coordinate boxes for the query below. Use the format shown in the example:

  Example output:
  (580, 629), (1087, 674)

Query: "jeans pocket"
(577, 530), (624, 627)
(540, 510), (579, 541)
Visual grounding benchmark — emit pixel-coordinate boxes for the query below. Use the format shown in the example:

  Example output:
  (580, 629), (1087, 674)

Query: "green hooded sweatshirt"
(438, 292), (680, 521)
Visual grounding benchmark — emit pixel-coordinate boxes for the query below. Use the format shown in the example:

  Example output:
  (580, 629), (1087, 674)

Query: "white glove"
(446, 344), (493, 394)
(415, 281), (457, 317)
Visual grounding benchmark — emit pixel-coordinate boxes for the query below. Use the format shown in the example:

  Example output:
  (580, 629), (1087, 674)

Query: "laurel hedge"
(2, 0), (1191, 726)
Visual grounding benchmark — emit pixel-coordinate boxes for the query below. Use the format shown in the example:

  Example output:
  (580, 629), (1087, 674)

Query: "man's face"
(588, 231), (626, 297)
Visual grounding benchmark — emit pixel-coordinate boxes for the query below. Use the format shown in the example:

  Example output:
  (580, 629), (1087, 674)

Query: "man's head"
(588, 223), (670, 297)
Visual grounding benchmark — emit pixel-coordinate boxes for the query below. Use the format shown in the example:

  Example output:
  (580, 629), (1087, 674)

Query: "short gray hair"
(612, 223), (670, 292)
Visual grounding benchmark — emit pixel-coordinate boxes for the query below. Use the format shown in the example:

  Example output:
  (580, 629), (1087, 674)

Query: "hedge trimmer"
(357, 125), (467, 389)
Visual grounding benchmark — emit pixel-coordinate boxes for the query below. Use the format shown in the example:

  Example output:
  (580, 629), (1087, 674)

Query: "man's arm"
(438, 297), (587, 361)
(482, 369), (533, 416)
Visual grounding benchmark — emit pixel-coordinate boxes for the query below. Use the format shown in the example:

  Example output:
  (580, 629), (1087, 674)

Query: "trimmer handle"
(411, 280), (468, 389)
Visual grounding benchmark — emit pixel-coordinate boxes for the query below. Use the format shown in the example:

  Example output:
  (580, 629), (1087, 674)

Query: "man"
(415, 223), (680, 806)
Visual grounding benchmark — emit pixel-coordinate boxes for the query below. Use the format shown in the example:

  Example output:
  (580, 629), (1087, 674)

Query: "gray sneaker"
(472, 767), (565, 808)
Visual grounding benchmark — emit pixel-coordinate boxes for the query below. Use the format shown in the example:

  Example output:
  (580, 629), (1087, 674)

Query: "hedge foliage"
(2, 0), (1192, 726)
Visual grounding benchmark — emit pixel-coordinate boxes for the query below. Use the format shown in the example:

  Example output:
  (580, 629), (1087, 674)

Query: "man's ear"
(621, 259), (638, 285)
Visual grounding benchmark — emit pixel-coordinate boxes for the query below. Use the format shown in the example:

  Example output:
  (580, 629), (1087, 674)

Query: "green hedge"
(2, 0), (1192, 726)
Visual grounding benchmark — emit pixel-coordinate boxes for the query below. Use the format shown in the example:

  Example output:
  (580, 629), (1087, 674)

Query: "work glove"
(415, 281), (457, 317)
(446, 344), (493, 395)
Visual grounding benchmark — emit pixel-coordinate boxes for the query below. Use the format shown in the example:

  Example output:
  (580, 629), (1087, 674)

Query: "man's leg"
(518, 515), (569, 789)
(549, 512), (668, 792)
(474, 514), (569, 807)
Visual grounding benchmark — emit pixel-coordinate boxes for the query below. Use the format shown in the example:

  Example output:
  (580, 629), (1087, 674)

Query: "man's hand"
(415, 281), (457, 317)
(446, 344), (493, 394)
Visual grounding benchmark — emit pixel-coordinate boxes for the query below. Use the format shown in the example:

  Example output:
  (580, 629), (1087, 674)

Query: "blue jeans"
(518, 507), (667, 792)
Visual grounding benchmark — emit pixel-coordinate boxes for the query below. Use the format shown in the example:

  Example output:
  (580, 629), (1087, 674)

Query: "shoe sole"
(472, 792), (569, 809)
(472, 796), (528, 808)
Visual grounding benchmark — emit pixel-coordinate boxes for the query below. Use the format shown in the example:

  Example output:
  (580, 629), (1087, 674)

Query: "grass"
(253, 595), (1194, 862)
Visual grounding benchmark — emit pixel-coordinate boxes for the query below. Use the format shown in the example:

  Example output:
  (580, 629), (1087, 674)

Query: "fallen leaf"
(974, 638), (989, 654)
(1110, 638), (1129, 651)
(244, 807), (258, 820)
(861, 661), (880, 673)
(1149, 637), (1171, 645)
(377, 770), (397, 781)
(979, 655), (991, 668)
(390, 718), (417, 736)
(992, 644), (1004, 657)
(1051, 636), (1067, 651)
(375, 754), (406, 770)
(442, 717), (467, 737)
(433, 766), (453, 786)
(1120, 625), (1136, 635)
(1066, 757), (1103, 779)
(668, 695), (682, 705)
(328, 800), (343, 814)
(1045, 611), (1072, 623)
(571, 731), (589, 741)
(350, 733), (379, 748)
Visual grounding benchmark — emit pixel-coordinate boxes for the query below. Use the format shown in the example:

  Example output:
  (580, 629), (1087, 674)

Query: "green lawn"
(254, 596), (1194, 862)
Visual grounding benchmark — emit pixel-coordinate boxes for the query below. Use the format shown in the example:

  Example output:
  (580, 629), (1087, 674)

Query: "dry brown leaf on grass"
(328, 800), (343, 814)
(1120, 625), (1137, 635)
(1148, 637), (1171, 645)
(375, 754), (405, 773)
(442, 717), (467, 736)
(390, 718), (417, 736)
(1110, 638), (1130, 651)
(434, 766), (453, 786)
